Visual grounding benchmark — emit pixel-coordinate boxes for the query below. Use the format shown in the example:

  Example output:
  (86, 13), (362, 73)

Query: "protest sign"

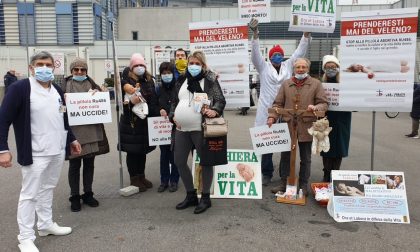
(289, 0), (336, 33)
(322, 83), (340, 111)
(192, 149), (262, 199)
(238, 0), (270, 23)
(332, 170), (410, 224)
(249, 123), (291, 155)
(147, 116), (173, 146)
(189, 20), (249, 108)
(66, 92), (112, 126)
(104, 59), (114, 73)
(339, 8), (418, 111)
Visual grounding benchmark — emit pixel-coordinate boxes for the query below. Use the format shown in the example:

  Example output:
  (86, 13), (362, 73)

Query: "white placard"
(52, 53), (64, 75)
(249, 123), (291, 155)
(339, 8), (418, 112)
(192, 149), (262, 199)
(289, 0), (336, 33)
(238, 0), (271, 23)
(147, 116), (173, 146)
(66, 92), (112, 126)
(189, 20), (250, 108)
(332, 170), (410, 224)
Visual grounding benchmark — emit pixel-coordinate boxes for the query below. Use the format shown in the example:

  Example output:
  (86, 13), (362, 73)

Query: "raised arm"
(250, 18), (265, 73)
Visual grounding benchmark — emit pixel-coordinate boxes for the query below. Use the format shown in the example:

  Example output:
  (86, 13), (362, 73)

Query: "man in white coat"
(249, 18), (311, 192)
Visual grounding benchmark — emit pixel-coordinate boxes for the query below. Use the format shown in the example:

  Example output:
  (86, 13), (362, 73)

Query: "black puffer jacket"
(169, 71), (226, 122)
(119, 68), (159, 154)
(411, 84), (420, 119)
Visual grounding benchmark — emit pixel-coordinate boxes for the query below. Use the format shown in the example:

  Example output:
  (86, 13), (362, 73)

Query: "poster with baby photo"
(189, 20), (250, 108)
(331, 170), (410, 224)
(192, 149), (262, 199)
(339, 8), (418, 112)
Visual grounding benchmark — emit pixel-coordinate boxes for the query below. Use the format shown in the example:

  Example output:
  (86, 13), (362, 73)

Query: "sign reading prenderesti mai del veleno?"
(192, 149), (262, 199)
(66, 92), (112, 126)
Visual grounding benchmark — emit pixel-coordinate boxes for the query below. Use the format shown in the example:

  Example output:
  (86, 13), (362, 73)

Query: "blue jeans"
(159, 145), (179, 185)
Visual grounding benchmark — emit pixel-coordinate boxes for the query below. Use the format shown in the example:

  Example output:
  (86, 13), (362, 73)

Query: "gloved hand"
(249, 18), (259, 32)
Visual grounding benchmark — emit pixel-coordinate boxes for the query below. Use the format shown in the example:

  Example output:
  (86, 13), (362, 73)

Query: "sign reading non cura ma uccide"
(66, 92), (112, 126)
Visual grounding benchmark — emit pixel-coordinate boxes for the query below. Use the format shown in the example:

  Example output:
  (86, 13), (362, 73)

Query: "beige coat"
(268, 77), (328, 142)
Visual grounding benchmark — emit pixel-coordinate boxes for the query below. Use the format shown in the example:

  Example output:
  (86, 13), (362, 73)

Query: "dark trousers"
(126, 153), (146, 177)
(279, 142), (312, 185)
(261, 153), (290, 178)
(68, 156), (95, 196)
(159, 145), (179, 185)
(412, 117), (419, 134)
(322, 157), (342, 181)
(174, 130), (213, 194)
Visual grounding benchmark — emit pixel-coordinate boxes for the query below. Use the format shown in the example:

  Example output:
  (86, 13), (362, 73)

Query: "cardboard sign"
(52, 53), (65, 75)
(147, 116), (173, 146)
(192, 149), (262, 199)
(66, 92), (112, 126)
(332, 170), (410, 224)
(249, 123), (291, 155)
(289, 0), (336, 33)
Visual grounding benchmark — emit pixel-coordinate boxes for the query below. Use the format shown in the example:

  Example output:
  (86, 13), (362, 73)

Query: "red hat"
(269, 45), (284, 59)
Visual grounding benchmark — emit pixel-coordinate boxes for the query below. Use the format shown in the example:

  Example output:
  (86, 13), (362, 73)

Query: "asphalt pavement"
(1, 108), (419, 252)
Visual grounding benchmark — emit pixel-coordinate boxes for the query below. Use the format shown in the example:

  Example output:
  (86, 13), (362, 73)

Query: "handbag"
(202, 117), (228, 138)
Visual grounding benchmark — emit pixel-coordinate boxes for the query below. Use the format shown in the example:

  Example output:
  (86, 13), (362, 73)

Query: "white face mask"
(295, 73), (308, 80)
(134, 66), (145, 76)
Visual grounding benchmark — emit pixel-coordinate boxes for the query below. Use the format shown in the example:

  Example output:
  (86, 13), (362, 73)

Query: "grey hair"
(30, 51), (54, 65)
(293, 57), (311, 68)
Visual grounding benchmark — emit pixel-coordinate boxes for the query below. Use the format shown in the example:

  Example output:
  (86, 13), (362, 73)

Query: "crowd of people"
(0, 17), (415, 252)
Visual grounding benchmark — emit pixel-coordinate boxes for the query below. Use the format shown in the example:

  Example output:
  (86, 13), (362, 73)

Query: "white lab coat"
(252, 35), (311, 126)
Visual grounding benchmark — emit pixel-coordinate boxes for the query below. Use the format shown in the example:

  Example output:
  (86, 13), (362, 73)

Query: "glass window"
(132, 31), (138, 41)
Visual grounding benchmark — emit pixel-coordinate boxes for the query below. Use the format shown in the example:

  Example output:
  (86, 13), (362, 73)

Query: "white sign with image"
(289, 0), (336, 33)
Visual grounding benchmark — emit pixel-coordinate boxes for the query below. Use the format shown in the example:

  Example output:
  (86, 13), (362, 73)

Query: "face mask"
(175, 59), (188, 73)
(134, 66), (145, 76)
(325, 68), (339, 78)
(295, 73), (308, 80)
(34, 66), (54, 82)
(73, 75), (87, 82)
(161, 74), (173, 83)
(188, 65), (202, 77)
(271, 54), (284, 65)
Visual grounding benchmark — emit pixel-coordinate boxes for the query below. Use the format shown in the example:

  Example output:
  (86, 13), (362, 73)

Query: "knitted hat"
(70, 58), (88, 72)
(322, 55), (340, 70)
(129, 53), (146, 70)
(269, 45), (285, 59)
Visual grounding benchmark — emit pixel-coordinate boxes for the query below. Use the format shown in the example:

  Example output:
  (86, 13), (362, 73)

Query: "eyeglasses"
(73, 68), (87, 72)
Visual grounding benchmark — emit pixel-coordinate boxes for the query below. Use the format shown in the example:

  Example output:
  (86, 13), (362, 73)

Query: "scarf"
(186, 71), (204, 94)
(292, 76), (308, 88)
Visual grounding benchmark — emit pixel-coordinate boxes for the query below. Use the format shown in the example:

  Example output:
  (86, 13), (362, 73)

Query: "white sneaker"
(38, 222), (72, 237)
(18, 239), (39, 252)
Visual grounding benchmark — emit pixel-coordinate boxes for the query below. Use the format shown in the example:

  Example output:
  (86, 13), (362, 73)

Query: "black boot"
(323, 171), (331, 182)
(194, 193), (211, 214)
(69, 195), (81, 212)
(176, 190), (198, 210)
(81, 192), (99, 207)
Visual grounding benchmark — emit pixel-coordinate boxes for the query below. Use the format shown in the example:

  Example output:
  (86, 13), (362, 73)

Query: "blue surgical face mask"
(73, 75), (87, 82)
(134, 66), (145, 76)
(161, 74), (173, 84)
(188, 65), (202, 77)
(325, 68), (339, 78)
(295, 73), (308, 80)
(34, 66), (54, 82)
(271, 54), (284, 65)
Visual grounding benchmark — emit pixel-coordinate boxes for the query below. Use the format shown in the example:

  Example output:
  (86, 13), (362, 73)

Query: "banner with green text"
(192, 149), (262, 199)
(289, 0), (336, 33)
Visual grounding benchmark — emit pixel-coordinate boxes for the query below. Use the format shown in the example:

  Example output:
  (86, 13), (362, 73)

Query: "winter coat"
(268, 76), (328, 142)
(158, 80), (176, 114)
(4, 71), (18, 93)
(252, 35), (310, 127)
(169, 71), (226, 122)
(320, 77), (352, 158)
(119, 68), (159, 154)
(410, 84), (420, 119)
